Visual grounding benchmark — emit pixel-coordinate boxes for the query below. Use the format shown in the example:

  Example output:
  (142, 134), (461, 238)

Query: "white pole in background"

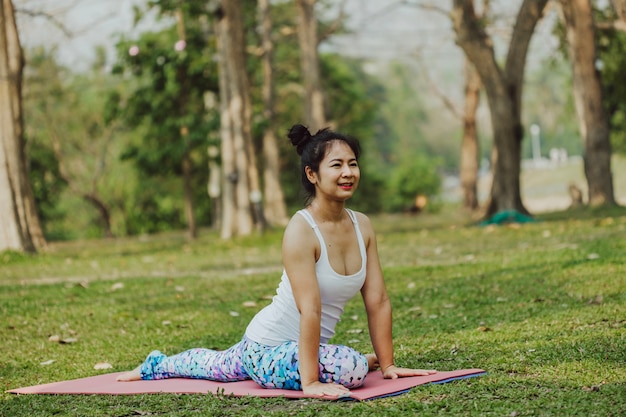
(530, 123), (541, 165)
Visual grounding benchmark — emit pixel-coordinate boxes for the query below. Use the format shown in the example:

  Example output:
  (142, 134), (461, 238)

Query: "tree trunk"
(0, 0), (45, 252)
(559, 0), (616, 206)
(216, 45), (236, 240)
(451, 0), (548, 217)
(216, 0), (255, 238)
(296, 0), (326, 131)
(258, 0), (289, 227)
(176, 9), (198, 239)
(460, 58), (481, 211)
(82, 194), (114, 238)
(181, 148), (197, 239)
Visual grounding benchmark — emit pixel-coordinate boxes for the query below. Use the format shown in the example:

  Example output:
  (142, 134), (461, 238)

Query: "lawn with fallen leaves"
(1, 206), (625, 416)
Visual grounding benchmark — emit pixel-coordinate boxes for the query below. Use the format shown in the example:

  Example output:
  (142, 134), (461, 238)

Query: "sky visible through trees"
(18, 1), (558, 90)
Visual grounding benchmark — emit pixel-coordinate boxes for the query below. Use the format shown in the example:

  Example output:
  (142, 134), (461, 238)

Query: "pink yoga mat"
(7, 369), (485, 401)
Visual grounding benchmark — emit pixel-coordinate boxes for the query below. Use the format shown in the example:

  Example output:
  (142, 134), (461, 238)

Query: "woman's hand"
(302, 381), (352, 399)
(382, 365), (437, 379)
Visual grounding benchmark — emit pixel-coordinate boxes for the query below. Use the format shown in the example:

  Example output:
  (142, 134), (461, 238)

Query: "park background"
(1, 1), (625, 416)
(3, 0), (624, 244)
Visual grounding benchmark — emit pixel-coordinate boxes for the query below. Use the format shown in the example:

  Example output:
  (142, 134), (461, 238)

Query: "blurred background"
(3, 0), (625, 246)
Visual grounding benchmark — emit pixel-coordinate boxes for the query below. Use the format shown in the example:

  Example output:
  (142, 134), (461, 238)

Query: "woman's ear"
(305, 166), (317, 184)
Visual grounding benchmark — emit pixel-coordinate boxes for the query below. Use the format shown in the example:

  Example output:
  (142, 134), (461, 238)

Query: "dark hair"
(287, 124), (361, 205)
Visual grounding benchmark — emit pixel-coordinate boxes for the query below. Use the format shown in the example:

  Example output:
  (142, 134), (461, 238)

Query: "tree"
(558, 0), (616, 206)
(113, 2), (219, 239)
(0, 0), (45, 252)
(415, 48), (482, 211)
(215, 0), (258, 238)
(596, 0), (626, 31)
(594, 2), (626, 155)
(451, 0), (549, 217)
(460, 59), (482, 211)
(27, 48), (128, 238)
(296, 0), (326, 131)
(258, 0), (288, 227)
(611, 0), (626, 26)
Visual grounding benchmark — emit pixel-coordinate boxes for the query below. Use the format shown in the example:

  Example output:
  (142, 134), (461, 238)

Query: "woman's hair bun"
(287, 124), (312, 155)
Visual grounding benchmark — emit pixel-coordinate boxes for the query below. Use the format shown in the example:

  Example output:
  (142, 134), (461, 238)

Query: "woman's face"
(307, 140), (360, 202)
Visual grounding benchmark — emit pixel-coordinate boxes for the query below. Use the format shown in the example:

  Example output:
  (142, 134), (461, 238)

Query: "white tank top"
(244, 208), (367, 346)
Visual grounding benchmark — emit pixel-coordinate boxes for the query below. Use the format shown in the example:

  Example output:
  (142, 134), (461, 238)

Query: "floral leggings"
(139, 336), (369, 390)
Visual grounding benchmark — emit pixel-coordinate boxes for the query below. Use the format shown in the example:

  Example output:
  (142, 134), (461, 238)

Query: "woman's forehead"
(323, 140), (356, 160)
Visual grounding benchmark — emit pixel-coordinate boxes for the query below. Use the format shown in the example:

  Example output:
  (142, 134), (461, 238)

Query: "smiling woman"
(116, 124), (437, 399)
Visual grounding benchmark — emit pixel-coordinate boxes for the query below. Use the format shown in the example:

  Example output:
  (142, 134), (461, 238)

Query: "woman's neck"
(307, 199), (346, 223)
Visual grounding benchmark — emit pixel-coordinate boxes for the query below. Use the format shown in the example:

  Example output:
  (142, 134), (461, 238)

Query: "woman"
(117, 124), (436, 399)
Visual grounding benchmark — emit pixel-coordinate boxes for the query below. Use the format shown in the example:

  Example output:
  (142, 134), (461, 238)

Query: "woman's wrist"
(381, 363), (395, 372)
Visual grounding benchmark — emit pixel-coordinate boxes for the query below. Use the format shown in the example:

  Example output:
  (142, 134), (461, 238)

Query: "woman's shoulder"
(283, 211), (316, 242)
(282, 212), (319, 261)
(347, 209), (376, 239)
(348, 209), (372, 226)
(286, 210), (311, 229)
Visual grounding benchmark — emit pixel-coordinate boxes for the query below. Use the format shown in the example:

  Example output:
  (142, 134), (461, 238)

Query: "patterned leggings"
(139, 337), (369, 390)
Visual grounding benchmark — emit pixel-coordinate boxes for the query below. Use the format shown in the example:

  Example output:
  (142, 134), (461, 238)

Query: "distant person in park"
(117, 124), (437, 399)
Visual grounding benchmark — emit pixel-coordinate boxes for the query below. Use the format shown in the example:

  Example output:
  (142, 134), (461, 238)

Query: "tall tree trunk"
(258, 0), (289, 227)
(176, 10), (198, 239)
(0, 0), (45, 252)
(296, 0), (326, 131)
(216, 43), (236, 240)
(559, 0), (616, 206)
(216, 0), (255, 238)
(451, 0), (548, 217)
(460, 59), (481, 211)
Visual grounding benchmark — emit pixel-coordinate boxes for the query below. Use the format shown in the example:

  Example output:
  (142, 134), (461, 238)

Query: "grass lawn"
(1, 205), (625, 416)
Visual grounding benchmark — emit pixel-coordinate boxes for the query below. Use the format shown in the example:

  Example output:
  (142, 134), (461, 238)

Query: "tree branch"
(595, 19), (626, 33)
(319, 0), (348, 43)
(14, 8), (73, 37)
(412, 50), (463, 119)
(401, 0), (450, 17)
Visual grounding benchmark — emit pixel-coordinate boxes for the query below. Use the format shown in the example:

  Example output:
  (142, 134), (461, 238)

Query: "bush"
(384, 154), (442, 212)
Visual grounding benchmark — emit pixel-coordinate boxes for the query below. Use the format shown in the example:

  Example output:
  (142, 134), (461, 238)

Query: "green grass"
(1, 206), (625, 416)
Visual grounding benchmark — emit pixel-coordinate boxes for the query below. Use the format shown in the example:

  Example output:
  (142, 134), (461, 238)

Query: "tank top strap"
(345, 208), (358, 224)
(297, 209), (318, 229)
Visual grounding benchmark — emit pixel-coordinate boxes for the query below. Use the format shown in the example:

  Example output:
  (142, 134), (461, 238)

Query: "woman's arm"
(358, 213), (437, 379)
(282, 216), (351, 398)
(358, 213), (395, 370)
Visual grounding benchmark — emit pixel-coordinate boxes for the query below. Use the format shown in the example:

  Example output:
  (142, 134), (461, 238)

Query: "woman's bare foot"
(365, 354), (379, 371)
(116, 365), (142, 381)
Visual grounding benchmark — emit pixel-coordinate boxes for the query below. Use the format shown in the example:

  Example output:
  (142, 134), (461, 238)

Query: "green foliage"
(22, 47), (69, 235)
(384, 154), (442, 212)
(253, 3), (389, 211)
(322, 55), (388, 213)
(0, 250), (32, 265)
(112, 26), (218, 175)
(595, 8), (626, 154)
(378, 62), (430, 164)
(553, 4), (626, 155)
(23, 47), (141, 240)
(109, 3), (221, 233)
(26, 136), (67, 233)
(523, 58), (582, 158)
